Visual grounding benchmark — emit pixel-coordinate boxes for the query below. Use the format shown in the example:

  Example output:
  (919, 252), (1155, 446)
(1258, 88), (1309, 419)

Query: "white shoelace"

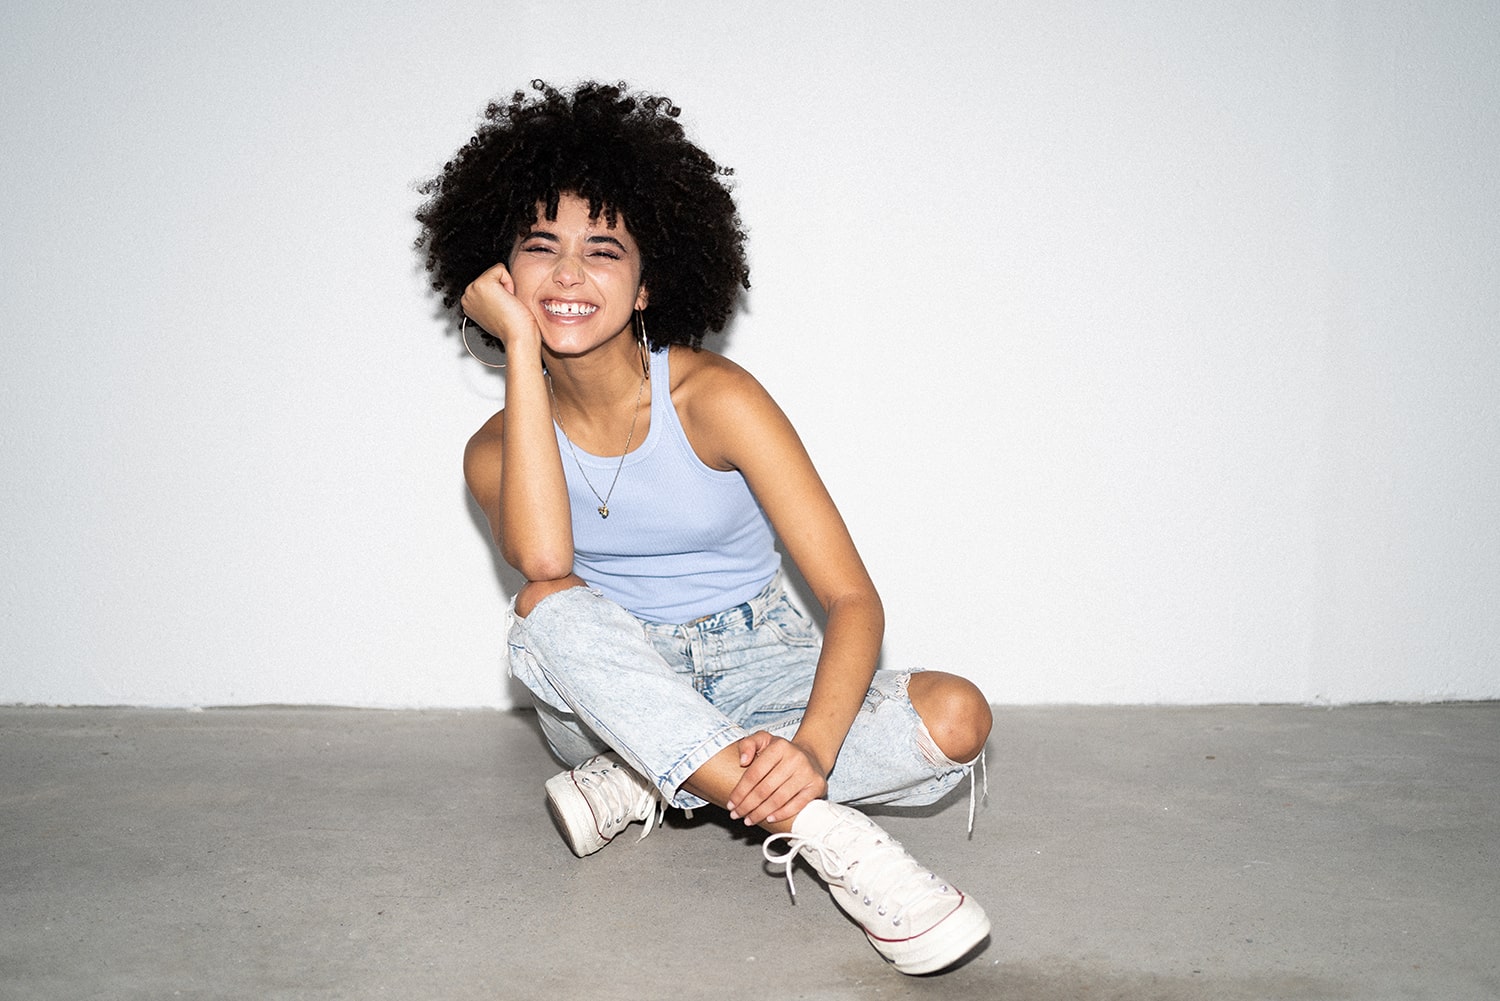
(638, 794), (666, 841)
(578, 762), (666, 841)
(966, 749), (988, 836)
(762, 818), (948, 928)
(631, 787), (667, 842)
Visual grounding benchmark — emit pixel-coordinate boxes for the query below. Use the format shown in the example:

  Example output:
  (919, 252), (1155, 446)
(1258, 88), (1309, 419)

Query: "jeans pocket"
(761, 598), (820, 648)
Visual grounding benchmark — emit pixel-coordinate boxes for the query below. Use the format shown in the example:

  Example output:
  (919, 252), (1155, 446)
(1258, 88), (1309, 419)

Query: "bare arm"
(460, 263), (574, 581)
(674, 351), (884, 824)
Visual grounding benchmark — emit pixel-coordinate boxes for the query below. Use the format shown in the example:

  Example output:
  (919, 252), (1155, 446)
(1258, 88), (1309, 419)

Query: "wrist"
(501, 333), (545, 372)
(504, 325), (543, 354)
(791, 737), (836, 779)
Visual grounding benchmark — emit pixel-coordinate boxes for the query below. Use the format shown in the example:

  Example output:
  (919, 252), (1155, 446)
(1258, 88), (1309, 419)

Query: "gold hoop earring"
(634, 309), (650, 379)
(461, 315), (506, 369)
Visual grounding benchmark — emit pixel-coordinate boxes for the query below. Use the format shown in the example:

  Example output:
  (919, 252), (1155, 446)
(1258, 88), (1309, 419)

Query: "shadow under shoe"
(763, 799), (990, 975)
(545, 752), (665, 858)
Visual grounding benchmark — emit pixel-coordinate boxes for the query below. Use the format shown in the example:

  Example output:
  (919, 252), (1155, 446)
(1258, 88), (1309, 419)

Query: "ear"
(635, 284), (649, 311)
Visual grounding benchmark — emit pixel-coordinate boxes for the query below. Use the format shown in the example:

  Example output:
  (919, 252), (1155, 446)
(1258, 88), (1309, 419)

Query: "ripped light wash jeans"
(507, 574), (972, 811)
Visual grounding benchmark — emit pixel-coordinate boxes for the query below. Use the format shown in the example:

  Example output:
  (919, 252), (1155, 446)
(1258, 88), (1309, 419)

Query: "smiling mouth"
(543, 300), (598, 317)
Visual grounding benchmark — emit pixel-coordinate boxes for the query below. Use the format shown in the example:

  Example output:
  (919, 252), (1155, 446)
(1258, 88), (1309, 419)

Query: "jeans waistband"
(670, 572), (786, 633)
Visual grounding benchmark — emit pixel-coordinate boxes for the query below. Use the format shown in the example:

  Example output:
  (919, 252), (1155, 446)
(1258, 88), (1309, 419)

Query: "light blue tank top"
(559, 347), (781, 623)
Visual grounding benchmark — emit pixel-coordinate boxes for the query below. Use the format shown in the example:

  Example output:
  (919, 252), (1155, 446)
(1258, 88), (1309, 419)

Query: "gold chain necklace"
(550, 368), (647, 519)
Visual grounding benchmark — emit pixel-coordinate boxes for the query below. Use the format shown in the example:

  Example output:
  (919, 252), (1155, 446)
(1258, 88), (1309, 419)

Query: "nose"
(552, 251), (584, 287)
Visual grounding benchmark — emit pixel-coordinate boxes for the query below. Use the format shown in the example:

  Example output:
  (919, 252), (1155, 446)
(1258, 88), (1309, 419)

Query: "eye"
(589, 250), (622, 261)
(521, 243), (554, 255)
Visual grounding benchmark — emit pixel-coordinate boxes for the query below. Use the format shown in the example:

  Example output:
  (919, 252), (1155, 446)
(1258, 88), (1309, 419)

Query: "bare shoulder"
(670, 345), (780, 420)
(668, 346), (797, 471)
(465, 409), (506, 461)
(463, 409), (506, 502)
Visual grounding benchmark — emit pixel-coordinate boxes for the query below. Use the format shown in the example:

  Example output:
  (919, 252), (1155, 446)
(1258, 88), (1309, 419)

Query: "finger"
(476, 259), (513, 284)
(759, 775), (826, 827)
(458, 285), (490, 323)
(726, 753), (777, 820)
(737, 731), (772, 767)
(463, 263), (517, 307)
(730, 740), (795, 819)
(747, 759), (828, 826)
(739, 760), (802, 826)
(726, 734), (776, 817)
(767, 783), (824, 826)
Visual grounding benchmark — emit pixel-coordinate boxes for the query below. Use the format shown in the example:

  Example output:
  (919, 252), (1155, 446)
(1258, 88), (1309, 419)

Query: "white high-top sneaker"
(544, 753), (664, 858)
(763, 799), (990, 975)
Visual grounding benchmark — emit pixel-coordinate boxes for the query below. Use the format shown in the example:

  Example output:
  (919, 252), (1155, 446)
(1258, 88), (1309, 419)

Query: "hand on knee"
(515, 574), (588, 618)
(909, 672), (992, 764)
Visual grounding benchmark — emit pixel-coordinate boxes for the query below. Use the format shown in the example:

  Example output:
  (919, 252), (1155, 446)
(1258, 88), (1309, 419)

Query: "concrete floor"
(1, 705), (1496, 1001)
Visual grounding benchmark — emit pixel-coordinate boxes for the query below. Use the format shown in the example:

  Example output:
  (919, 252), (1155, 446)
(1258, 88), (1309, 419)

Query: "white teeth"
(544, 301), (598, 316)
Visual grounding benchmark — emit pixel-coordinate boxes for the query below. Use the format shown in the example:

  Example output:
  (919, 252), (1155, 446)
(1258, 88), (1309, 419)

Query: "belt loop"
(676, 623), (707, 692)
(749, 571), (783, 628)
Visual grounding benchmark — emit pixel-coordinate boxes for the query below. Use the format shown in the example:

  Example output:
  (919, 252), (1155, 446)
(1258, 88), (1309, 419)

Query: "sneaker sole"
(867, 894), (991, 976)
(544, 771), (608, 858)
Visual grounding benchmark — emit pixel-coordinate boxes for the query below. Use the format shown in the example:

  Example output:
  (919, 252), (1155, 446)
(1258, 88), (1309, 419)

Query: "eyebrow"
(521, 229), (630, 253)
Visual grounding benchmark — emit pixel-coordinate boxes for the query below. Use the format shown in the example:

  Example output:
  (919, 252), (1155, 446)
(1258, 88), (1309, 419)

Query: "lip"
(540, 298), (600, 319)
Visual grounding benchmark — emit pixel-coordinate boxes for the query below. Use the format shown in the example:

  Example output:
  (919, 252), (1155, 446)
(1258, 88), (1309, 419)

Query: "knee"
(515, 574), (589, 619)
(907, 672), (992, 764)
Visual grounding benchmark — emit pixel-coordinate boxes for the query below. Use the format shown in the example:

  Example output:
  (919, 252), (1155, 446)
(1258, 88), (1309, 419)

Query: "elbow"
(495, 521), (575, 582)
(501, 543), (574, 584)
(826, 583), (884, 636)
(865, 590), (886, 638)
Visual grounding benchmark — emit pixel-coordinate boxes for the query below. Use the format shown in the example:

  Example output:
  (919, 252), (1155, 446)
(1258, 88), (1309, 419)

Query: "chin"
(543, 328), (628, 359)
(541, 338), (597, 359)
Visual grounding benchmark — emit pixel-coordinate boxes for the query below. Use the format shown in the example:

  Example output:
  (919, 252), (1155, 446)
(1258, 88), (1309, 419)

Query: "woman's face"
(508, 192), (648, 357)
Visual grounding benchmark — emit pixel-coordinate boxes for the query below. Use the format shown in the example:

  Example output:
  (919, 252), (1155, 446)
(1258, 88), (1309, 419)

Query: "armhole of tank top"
(658, 346), (745, 481)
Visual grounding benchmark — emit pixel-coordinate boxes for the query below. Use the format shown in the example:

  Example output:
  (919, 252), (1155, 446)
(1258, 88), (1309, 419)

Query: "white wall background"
(2, 1), (1496, 707)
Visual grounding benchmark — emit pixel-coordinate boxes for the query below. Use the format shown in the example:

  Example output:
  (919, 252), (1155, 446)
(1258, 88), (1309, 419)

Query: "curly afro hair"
(415, 80), (750, 350)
